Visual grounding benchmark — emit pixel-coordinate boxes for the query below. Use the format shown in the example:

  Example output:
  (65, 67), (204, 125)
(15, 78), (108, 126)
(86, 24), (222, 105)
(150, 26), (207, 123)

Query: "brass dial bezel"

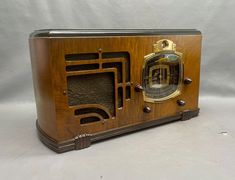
(142, 39), (183, 103)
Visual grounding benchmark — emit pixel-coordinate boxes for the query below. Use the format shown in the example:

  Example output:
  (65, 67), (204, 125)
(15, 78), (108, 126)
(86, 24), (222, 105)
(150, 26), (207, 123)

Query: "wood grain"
(30, 30), (202, 149)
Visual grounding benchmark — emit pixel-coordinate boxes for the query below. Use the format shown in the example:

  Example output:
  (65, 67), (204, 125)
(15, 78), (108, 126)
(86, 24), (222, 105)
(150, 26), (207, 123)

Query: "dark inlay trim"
(30, 29), (201, 38)
(36, 108), (200, 153)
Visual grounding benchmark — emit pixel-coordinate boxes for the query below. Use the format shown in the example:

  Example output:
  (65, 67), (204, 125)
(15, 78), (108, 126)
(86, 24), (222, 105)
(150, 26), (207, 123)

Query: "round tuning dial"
(184, 78), (192, 85)
(143, 106), (151, 113)
(177, 100), (186, 106)
(135, 84), (143, 92)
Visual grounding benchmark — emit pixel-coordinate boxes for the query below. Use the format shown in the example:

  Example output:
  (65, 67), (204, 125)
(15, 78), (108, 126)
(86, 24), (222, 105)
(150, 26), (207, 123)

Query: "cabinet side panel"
(29, 38), (57, 140)
(181, 34), (202, 111)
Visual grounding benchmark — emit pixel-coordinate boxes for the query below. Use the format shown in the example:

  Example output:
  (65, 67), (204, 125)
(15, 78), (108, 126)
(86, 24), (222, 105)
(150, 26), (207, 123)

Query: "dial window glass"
(142, 53), (181, 102)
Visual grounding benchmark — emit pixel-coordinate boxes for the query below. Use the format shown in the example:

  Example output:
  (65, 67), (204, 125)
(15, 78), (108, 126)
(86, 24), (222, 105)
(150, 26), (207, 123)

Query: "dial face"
(142, 53), (182, 102)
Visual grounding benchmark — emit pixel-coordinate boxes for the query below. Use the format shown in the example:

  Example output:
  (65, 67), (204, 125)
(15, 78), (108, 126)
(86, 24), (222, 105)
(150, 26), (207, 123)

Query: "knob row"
(143, 99), (186, 113)
(135, 77), (192, 93)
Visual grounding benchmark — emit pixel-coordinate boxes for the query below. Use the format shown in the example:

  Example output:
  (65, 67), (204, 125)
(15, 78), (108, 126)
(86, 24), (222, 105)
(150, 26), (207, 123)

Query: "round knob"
(143, 106), (151, 113)
(177, 100), (186, 106)
(184, 78), (192, 85)
(135, 84), (143, 92)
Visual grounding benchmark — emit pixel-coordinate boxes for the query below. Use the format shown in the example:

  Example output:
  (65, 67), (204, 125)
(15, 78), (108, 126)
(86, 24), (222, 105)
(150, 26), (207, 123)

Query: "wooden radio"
(29, 29), (202, 153)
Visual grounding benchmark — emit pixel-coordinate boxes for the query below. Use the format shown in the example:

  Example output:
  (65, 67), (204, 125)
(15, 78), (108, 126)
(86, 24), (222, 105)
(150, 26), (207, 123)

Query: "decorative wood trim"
(36, 108), (199, 153)
(181, 108), (200, 121)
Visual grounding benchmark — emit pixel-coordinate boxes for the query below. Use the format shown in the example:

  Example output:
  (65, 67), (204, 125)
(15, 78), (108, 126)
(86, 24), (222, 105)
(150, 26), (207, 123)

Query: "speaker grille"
(102, 52), (130, 82)
(102, 62), (122, 83)
(65, 53), (99, 61)
(65, 51), (131, 121)
(67, 73), (115, 116)
(80, 116), (100, 124)
(74, 107), (110, 119)
(118, 87), (123, 108)
(66, 64), (99, 71)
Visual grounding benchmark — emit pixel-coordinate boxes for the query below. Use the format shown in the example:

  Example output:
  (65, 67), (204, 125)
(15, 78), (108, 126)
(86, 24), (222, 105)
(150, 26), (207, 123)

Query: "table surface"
(0, 96), (235, 180)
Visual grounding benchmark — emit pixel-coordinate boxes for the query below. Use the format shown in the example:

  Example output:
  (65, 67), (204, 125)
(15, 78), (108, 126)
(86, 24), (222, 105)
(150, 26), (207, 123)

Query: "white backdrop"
(0, 0), (235, 103)
(1, 1), (235, 180)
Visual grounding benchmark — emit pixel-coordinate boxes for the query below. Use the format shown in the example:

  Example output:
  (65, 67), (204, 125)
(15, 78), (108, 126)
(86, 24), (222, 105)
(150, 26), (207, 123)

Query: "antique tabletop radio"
(29, 29), (202, 153)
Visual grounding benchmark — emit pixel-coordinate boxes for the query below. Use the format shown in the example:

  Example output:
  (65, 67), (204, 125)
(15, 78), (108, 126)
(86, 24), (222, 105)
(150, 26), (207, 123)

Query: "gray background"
(0, 0), (235, 179)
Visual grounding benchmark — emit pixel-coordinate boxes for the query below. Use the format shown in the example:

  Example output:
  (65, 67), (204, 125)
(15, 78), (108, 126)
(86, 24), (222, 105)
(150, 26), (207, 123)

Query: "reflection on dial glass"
(143, 53), (181, 101)
(150, 64), (169, 88)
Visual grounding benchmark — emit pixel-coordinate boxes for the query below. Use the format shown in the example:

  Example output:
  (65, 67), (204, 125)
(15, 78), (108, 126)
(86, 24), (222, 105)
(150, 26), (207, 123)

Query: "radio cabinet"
(29, 29), (202, 153)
